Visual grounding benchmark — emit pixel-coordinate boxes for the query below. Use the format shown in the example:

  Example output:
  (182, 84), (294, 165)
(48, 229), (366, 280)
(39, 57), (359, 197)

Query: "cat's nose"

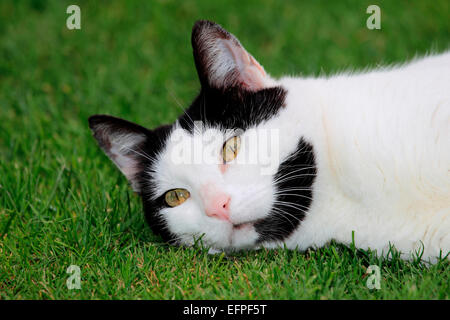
(204, 193), (231, 221)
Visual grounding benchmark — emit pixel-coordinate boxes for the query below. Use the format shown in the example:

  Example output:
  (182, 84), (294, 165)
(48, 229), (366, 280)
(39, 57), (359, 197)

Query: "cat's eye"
(165, 188), (190, 207)
(222, 136), (241, 163)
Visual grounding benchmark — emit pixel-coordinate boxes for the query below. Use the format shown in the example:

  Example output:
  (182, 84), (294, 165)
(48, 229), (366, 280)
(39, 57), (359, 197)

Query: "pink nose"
(204, 193), (231, 221)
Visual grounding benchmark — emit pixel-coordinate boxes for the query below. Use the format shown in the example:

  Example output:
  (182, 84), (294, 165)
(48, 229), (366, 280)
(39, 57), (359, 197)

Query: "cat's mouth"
(232, 222), (251, 230)
(232, 219), (261, 230)
(225, 218), (263, 249)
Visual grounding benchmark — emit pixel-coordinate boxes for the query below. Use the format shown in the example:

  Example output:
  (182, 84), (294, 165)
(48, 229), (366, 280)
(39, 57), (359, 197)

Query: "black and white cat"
(89, 20), (449, 263)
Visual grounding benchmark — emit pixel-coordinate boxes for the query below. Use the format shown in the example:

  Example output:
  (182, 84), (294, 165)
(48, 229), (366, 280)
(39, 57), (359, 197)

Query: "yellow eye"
(165, 189), (190, 207)
(222, 136), (241, 163)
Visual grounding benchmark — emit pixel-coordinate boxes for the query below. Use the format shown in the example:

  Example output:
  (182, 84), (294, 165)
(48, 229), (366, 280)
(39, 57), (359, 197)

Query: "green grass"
(0, 0), (449, 299)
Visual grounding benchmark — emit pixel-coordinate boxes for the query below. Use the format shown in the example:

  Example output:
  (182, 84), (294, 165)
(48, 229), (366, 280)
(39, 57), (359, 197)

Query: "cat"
(89, 20), (450, 263)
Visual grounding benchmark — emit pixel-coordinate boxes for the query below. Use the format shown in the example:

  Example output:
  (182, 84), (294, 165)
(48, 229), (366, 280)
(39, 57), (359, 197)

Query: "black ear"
(88, 115), (152, 193)
(192, 20), (272, 91)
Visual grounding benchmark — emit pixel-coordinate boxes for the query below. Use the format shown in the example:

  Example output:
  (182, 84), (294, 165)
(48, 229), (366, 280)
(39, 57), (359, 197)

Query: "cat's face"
(89, 21), (316, 251)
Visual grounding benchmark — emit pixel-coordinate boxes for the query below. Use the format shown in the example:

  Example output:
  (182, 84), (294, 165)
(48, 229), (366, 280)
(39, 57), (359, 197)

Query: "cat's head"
(89, 20), (316, 251)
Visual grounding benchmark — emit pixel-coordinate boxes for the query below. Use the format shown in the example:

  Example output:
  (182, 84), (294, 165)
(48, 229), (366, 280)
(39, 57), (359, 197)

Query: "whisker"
(120, 145), (156, 163)
(274, 192), (314, 202)
(167, 86), (195, 125)
(273, 166), (316, 182)
(270, 207), (303, 226)
(273, 200), (310, 212)
(273, 173), (317, 185)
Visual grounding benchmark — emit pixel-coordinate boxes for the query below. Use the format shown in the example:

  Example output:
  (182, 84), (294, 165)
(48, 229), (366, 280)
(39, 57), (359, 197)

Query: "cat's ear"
(192, 20), (272, 91)
(88, 115), (152, 193)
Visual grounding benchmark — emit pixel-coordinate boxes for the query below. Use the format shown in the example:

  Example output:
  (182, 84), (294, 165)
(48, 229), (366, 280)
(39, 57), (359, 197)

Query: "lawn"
(0, 0), (449, 299)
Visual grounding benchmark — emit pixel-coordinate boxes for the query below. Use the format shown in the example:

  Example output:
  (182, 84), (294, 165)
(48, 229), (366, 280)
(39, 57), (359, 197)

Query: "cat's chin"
(189, 220), (259, 252)
(226, 220), (260, 250)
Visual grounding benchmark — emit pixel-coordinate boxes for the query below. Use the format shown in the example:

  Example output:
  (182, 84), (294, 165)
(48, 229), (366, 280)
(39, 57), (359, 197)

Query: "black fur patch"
(255, 139), (316, 243)
(179, 86), (287, 132)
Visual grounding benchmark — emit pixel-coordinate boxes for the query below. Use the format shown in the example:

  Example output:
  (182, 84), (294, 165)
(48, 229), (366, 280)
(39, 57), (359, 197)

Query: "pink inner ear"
(241, 64), (267, 90)
(121, 165), (139, 178)
(223, 38), (267, 91)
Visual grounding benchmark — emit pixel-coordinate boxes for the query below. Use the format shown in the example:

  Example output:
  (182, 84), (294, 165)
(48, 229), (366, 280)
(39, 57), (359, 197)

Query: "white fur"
(151, 52), (450, 263)
(276, 52), (450, 262)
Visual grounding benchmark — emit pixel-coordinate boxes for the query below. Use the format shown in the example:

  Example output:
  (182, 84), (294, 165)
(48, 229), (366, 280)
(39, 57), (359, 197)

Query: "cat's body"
(272, 54), (450, 261)
(89, 21), (449, 263)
